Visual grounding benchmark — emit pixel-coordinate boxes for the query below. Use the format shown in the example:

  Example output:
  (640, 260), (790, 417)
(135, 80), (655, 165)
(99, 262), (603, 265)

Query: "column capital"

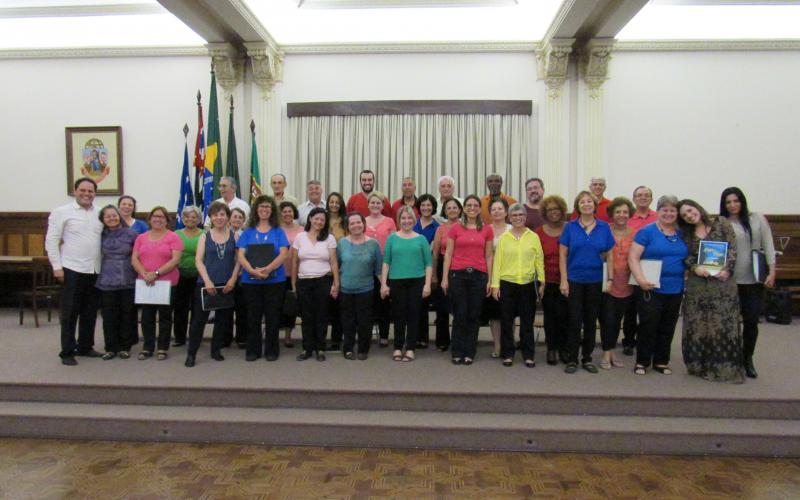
(245, 42), (284, 100)
(536, 38), (574, 98)
(206, 43), (244, 94)
(580, 38), (616, 97)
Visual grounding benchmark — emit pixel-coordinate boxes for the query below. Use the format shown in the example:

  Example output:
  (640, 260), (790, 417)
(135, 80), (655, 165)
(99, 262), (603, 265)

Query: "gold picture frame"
(65, 126), (123, 195)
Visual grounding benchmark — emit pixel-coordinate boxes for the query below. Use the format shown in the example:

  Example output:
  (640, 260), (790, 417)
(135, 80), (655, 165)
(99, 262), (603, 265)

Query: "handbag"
(764, 288), (792, 325)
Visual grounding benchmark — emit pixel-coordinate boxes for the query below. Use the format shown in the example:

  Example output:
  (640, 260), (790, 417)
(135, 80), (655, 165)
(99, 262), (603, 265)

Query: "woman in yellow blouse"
(491, 203), (545, 367)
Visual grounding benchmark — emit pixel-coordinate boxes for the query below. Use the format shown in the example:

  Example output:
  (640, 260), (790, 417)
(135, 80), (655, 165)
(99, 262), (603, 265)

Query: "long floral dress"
(682, 217), (745, 383)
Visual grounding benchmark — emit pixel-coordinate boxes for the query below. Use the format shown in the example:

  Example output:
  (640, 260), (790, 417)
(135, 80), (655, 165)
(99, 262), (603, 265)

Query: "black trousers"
(541, 282), (568, 354)
(187, 286), (232, 357)
(242, 282), (285, 359)
(232, 285), (247, 346)
(373, 277), (391, 340)
(499, 280), (537, 360)
(340, 291), (373, 354)
(141, 291), (174, 353)
(738, 284), (763, 358)
(636, 290), (682, 368)
(565, 281), (602, 364)
(172, 274), (196, 343)
(100, 288), (136, 353)
(329, 296), (342, 346)
(417, 291), (432, 345)
(297, 275), (332, 353)
(390, 277), (424, 351)
(59, 268), (99, 357)
(279, 282), (298, 330)
(432, 264), (451, 349)
(622, 298), (638, 348)
(449, 269), (487, 359)
(600, 294), (633, 351)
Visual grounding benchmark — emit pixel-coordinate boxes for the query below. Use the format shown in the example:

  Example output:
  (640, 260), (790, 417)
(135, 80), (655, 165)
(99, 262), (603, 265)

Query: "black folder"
(246, 243), (275, 268)
(201, 287), (235, 311)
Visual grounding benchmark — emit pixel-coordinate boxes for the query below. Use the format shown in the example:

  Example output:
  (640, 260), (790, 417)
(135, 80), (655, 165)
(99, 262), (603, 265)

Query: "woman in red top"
(600, 197), (636, 370)
(430, 198), (463, 351)
(441, 195), (493, 365)
(535, 195), (569, 365)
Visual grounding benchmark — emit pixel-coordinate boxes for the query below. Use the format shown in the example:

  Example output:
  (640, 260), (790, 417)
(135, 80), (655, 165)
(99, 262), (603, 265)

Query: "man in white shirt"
(270, 173), (299, 206)
(46, 177), (103, 365)
(435, 175), (463, 223)
(206, 176), (250, 227)
(297, 180), (326, 226)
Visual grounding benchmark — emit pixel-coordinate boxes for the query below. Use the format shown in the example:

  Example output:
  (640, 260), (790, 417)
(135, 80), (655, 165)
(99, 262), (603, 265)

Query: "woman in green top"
(380, 206), (432, 362)
(173, 205), (203, 346)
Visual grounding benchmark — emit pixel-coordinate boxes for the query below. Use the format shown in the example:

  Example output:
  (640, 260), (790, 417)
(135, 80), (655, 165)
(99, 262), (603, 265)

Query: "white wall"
(604, 50), (800, 214)
(0, 55), (219, 211)
(274, 51), (542, 199)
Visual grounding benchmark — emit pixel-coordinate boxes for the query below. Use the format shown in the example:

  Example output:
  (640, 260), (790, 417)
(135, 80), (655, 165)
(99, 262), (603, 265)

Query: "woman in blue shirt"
(413, 194), (439, 348)
(559, 191), (614, 374)
(236, 195), (289, 362)
(629, 195), (688, 376)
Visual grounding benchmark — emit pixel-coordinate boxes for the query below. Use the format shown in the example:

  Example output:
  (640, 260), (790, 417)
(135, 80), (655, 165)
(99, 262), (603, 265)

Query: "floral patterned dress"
(682, 218), (745, 383)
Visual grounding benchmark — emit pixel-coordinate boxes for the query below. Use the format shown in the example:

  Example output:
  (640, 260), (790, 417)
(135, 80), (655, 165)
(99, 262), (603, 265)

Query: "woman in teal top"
(337, 212), (383, 360)
(380, 206), (432, 362)
(173, 205), (203, 346)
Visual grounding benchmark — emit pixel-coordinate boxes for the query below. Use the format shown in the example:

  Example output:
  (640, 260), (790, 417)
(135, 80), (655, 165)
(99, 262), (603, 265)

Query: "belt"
(453, 267), (483, 275)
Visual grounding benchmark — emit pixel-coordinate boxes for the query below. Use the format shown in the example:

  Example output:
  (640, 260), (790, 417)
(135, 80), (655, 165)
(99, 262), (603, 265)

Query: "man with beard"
(480, 173), (516, 223)
(346, 169), (391, 218)
(523, 177), (545, 230)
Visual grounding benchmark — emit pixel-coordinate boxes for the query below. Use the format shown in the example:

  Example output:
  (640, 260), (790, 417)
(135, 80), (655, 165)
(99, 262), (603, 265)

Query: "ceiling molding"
(282, 41), (540, 54)
(0, 3), (164, 18)
(615, 39), (800, 52)
(0, 46), (208, 60)
(297, 0), (518, 7)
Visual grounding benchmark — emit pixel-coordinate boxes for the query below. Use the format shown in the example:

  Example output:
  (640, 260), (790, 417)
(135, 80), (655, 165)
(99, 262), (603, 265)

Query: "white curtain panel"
(289, 113), (533, 202)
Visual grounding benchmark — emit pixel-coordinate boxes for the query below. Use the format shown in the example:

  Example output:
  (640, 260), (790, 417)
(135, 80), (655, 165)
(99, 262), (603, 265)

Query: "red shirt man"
(391, 176), (420, 220)
(628, 185), (657, 231)
(346, 169), (392, 218)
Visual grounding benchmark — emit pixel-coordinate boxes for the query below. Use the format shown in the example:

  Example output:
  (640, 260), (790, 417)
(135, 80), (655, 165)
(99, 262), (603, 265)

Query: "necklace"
(657, 223), (679, 243)
(579, 218), (596, 234)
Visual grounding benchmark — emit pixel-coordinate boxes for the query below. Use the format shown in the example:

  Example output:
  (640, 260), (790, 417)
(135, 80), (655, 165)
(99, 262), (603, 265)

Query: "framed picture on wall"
(65, 126), (123, 195)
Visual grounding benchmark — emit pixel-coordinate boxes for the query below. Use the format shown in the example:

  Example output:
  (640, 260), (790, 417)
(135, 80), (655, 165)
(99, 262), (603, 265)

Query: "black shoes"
(327, 343), (340, 352)
(546, 350), (558, 365)
(76, 349), (103, 358)
(61, 356), (77, 366)
(265, 354), (278, 362)
(564, 363), (578, 374)
(357, 352), (368, 361)
(296, 351), (312, 361)
(315, 351), (326, 362)
(184, 354), (196, 367)
(623, 346), (634, 356)
(745, 356), (758, 378)
(211, 351), (225, 361)
(582, 363), (599, 374)
(245, 353), (258, 362)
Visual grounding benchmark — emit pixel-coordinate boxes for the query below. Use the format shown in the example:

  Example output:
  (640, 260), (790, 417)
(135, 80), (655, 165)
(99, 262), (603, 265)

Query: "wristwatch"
(154, 270), (161, 277)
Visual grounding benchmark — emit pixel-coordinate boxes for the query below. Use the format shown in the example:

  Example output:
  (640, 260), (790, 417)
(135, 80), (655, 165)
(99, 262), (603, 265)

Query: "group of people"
(47, 170), (776, 384)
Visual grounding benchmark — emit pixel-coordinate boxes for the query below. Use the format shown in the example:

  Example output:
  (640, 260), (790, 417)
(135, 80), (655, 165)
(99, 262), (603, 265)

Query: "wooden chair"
(17, 259), (60, 327)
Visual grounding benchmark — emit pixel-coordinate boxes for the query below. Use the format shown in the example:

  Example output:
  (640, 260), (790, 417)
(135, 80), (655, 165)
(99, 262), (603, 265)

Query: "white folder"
(135, 279), (171, 305)
(629, 259), (662, 288)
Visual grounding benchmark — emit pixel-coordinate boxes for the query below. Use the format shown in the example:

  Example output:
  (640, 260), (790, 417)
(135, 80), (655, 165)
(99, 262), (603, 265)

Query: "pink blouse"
(133, 231), (184, 286)
(365, 216), (396, 253)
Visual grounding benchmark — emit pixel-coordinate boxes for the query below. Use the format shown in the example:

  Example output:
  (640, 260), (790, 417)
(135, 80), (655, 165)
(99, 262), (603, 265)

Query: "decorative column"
(536, 38), (574, 198)
(206, 43), (245, 182)
(577, 38), (614, 187)
(244, 42), (284, 190)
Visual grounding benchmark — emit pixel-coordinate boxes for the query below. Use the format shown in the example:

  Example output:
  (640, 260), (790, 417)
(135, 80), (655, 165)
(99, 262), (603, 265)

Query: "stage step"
(0, 382), (797, 420)
(1, 401), (798, 456)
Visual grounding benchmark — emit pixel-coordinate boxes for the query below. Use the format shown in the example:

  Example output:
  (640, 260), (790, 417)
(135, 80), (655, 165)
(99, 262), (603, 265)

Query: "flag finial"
(196, 90), (201, 104)
(250, 119), (255, 134)
(183, 123), (189, 138)
(229, 94), (234, 109)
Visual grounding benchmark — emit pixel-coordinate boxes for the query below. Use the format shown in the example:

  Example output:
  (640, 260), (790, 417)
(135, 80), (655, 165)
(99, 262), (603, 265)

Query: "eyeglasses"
(510, 213), (526, 218)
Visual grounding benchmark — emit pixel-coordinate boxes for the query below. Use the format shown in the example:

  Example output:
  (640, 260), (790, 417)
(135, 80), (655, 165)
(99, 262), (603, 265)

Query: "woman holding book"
(236, 195), (289, 362)
(628, 195), (688, 376)
(292, 207), (339, 362)
(131, 206), (184, 360)
(678, 199), (744, 383)
(185, 202), (240, 367)
(719, 187), (776, 379)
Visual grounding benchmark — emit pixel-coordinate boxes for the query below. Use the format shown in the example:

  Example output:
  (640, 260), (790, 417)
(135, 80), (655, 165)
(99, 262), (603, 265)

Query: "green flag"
(225, 95), (241, 198)
(249, 120), (262, 205)
(206, 65), (223, 200)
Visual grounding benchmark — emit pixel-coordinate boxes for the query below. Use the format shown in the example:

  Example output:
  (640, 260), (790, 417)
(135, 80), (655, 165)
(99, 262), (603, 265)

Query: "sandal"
(379, 338), (389, 348)
(491, 351), (500, 359)
(524, 359), (536, 368)
(634, 365), (646, 375)
(138, 351), (152, 360)
(564, 363), (578, 374)
(611, 359), (624, 368)
(600, 359), (611, 370)
(119, 351), (130, 359)
(402, 351), (415, 362)
(344, 352), (355, 360)
(156, 351), (168, 361)
(451, 357), (463, 365)
(392, 350), (403, 361)
(502, 358), (513, 367)
(463, 357), (474, 366)
(102, 352), (117, 361)
(653, 365), (673, 375)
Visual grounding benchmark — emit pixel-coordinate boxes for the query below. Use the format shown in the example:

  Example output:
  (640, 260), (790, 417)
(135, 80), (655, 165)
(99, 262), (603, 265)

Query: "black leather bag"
(764, 288), (792, 325)
(282, 289), (299, 317)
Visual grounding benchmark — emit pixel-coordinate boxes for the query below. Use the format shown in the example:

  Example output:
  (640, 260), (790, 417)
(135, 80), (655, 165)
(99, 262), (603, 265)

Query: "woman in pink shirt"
(430, 198), (463, 351)
(364, 191), (396, 346)
(600, 197), (636, 370)
(131, 206), (184, 360)
(441, 195), (493, 365)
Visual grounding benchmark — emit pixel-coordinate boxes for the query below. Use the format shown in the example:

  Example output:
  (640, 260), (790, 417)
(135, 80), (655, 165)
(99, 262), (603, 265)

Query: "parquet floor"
(0, 439), (798, 499)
